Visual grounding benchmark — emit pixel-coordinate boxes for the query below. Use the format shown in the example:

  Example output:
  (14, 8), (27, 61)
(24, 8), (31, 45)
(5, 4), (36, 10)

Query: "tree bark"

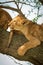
(0, 27), (43, 65)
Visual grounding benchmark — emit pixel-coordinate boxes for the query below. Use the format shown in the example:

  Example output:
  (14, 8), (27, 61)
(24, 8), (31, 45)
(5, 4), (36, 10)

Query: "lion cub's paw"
(17, 45), (26, 56)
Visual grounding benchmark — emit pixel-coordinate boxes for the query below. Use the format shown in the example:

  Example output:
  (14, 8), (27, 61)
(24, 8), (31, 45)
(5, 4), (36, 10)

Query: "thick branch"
(0, 5), (19, 12)
(0, 5), (23, 15)
(0, 5), (24, 16)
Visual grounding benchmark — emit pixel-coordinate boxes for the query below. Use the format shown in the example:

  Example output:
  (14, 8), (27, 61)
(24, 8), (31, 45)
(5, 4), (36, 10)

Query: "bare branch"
(37, 7), (40, 16)
(0, 5), (25, 17)
(14, 0), (19, 9)
(20, 3), (23, 10)
(0, 1), (19, 9)
(0, 1), (38, 7)
(0, 1), (14, 4)
(0, 5), (19, 12)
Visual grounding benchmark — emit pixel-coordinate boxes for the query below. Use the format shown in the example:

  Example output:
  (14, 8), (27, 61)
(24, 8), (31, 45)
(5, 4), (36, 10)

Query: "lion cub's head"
(8, 15), (29, 31)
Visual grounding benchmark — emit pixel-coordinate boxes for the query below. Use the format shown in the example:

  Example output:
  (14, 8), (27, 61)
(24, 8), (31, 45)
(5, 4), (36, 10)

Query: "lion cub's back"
(28, 22), (43, 41)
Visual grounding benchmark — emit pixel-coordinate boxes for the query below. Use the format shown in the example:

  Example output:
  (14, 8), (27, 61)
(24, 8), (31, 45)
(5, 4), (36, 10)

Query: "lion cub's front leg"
(17, 34), (41, 56)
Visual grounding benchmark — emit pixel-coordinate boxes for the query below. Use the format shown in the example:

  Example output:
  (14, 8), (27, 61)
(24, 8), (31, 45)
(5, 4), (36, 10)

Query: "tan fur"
(8, 15), (43, 56)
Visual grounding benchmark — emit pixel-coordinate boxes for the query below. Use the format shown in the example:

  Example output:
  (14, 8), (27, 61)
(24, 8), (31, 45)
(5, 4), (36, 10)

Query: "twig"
(14, 0), (19, 9)
(20, 3), (23, 10)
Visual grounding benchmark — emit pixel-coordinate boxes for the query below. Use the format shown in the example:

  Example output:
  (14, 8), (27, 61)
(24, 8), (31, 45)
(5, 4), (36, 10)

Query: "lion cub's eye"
(14, 20), (16, 22)
(14, 21), (17, 24)
(22, 21), (26, 25)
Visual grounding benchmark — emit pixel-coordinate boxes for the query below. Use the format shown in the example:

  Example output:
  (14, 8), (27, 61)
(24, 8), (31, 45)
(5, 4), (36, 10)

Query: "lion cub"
(8, 15), (43, 56)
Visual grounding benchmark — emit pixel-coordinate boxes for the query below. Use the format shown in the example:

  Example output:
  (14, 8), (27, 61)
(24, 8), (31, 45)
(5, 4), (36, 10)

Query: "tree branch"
(20, 3), (23, 10)
(0, 5), (22, 14)
(0, 1), (16, 4)
(14, 0), (19, 9)
(0, 1), (38, 7)
(0, 5), (25, 17)
(0, 5), (19, 12)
